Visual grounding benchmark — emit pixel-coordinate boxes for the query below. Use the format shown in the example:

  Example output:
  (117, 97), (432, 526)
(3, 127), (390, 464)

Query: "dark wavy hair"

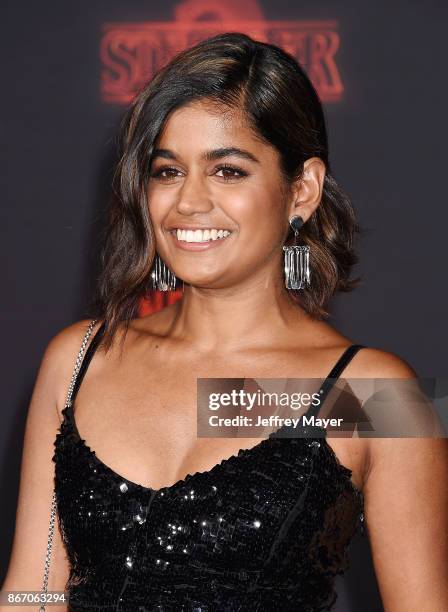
(90, 32), (363, 351)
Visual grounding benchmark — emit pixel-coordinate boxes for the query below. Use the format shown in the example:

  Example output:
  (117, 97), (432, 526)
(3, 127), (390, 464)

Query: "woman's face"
(146, 99), (293, 290)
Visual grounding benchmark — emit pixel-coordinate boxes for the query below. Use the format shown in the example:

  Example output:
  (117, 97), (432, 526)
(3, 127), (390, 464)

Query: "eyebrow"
(151, 147), (260, 164)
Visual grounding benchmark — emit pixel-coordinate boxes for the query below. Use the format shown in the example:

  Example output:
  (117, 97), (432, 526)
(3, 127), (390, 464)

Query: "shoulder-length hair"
(90, 32), (363, 351)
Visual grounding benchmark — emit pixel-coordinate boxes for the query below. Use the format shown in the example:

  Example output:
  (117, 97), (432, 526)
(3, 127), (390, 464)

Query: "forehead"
(155, 99), (267, 150)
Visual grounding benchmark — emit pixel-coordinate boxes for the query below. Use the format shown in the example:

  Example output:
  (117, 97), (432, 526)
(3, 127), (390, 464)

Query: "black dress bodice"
(52, 320), (365, 611)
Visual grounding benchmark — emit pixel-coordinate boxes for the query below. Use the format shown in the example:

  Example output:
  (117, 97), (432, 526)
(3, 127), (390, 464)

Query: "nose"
(175, 170), (214, 215)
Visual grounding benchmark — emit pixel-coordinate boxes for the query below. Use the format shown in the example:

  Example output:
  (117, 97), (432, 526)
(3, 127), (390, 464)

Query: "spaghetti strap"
(64, 323), (365, 430)
(65, 319), (106, 408)
(304, 344), (367, 420)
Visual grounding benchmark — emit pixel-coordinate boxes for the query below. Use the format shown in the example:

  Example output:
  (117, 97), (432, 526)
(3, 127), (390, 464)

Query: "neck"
(167, 267), (309, 352)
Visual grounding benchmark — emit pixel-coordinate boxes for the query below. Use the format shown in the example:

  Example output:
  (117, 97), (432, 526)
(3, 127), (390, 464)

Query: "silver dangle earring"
(283, 215), (311, 290)
(150, 253), (179, 291)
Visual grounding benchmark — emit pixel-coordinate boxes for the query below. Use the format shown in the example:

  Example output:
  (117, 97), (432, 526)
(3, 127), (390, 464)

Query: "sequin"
(52, 322), (366, 611)
(53, 402), (364, 611)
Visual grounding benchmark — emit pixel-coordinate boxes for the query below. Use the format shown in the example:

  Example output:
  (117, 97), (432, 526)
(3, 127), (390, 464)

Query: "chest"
(54, 424), (362, 582)
(66, 348), (364, 492)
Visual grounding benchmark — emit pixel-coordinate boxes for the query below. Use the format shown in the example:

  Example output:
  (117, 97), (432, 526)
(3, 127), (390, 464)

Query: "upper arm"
(358, 349), (448, 611)
(1, 319), (98, 610)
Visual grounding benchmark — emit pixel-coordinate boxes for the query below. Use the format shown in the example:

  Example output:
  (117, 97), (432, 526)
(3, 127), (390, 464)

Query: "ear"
(287, 157), (326, 222)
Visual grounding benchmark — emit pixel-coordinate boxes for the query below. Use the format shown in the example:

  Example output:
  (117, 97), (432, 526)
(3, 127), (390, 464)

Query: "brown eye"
(215, 165), (248, 180)
(150, 166), (181, 180)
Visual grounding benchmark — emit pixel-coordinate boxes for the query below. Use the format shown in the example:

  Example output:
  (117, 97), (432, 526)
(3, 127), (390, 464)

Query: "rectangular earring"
(283, 215), (311, 290)
(283, 244), (310, 289)
(150, 253), (179, 291)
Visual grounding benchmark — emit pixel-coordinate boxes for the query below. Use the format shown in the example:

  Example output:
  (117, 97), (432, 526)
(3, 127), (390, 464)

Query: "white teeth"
(174, 228), (231, 243)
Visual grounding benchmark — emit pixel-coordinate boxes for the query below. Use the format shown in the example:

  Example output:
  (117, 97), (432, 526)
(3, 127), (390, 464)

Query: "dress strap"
(65, 319), (106, 408)
(304, 344), (367, 420)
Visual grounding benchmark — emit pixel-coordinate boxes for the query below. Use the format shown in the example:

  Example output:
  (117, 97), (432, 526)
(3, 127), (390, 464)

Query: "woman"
(2, 32), (447, 612)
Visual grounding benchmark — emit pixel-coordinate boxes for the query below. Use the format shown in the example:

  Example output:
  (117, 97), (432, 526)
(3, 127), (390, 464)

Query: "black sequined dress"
(52, 320), (366, 611)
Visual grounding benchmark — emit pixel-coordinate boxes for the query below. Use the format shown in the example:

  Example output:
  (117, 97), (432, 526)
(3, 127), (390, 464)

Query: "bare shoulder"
(347, 347), (438, 480)
(303, 319), (418, 379)
(47, 318), (100, 352)
(0, 320), (99, 593)
(344, 346), (419, 379)
(41, 318), (102, 418)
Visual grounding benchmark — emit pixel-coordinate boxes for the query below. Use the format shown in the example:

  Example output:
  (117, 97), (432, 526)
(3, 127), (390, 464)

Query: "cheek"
(225, 186), (285, 240)
(146, 188), (172, 224)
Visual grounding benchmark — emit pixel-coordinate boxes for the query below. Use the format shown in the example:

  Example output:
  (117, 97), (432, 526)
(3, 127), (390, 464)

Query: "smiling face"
(146, 99), (293, 289)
